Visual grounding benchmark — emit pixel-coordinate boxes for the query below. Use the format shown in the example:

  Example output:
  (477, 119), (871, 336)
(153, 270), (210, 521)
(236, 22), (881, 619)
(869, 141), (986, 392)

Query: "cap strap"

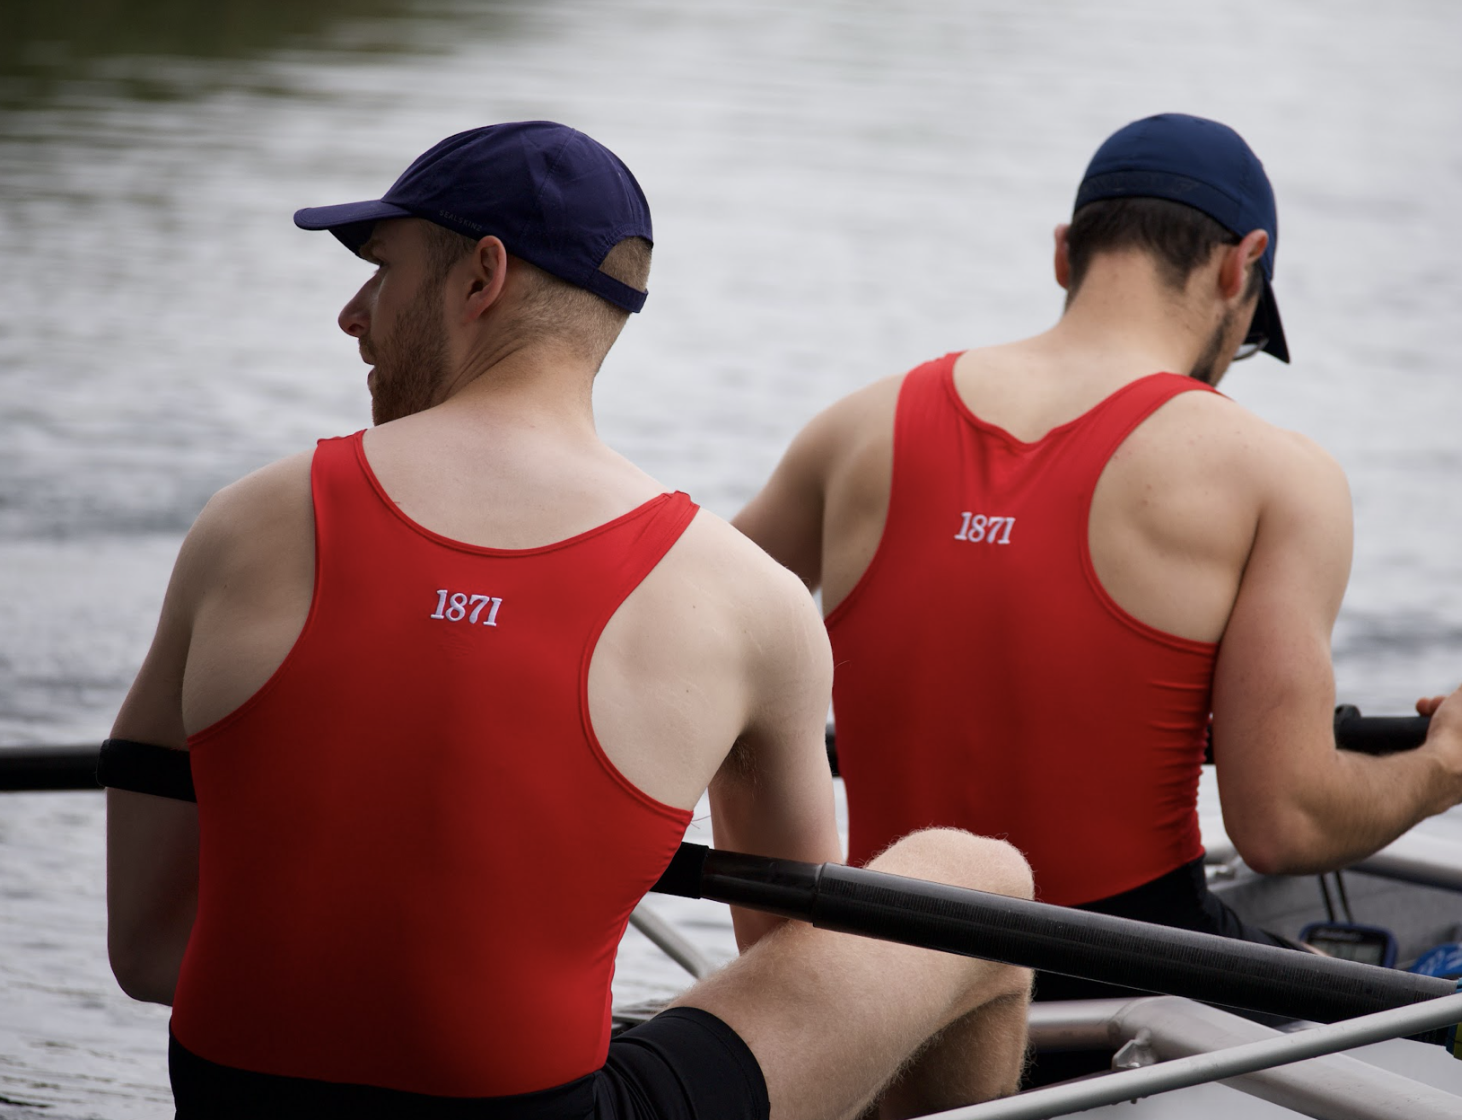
(583, 271), (649, 314)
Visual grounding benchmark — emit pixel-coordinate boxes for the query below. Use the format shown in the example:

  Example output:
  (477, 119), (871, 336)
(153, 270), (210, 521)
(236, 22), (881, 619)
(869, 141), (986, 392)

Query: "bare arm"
(1212, 435), (1462, 873)
(732, 423), (830, 592)
(106, 454), (312, 1004)
(106, 531), (202, 1005)
(709, 566), (842, 950)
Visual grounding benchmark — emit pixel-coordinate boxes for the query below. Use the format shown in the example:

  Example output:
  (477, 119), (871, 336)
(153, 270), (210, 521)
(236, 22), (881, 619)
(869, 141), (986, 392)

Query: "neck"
(1048, 251), (1220, 380)
(434, 331), (600, 436)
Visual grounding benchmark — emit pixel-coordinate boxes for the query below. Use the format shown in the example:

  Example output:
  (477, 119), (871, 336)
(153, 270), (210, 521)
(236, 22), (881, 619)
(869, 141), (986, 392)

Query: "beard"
(1188, 304), (1240, 386)
(363, 279), (451, 425)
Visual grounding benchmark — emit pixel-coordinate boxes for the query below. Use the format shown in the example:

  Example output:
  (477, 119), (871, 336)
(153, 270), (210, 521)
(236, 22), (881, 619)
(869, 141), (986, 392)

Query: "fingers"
(1419, 682), (1462, 719)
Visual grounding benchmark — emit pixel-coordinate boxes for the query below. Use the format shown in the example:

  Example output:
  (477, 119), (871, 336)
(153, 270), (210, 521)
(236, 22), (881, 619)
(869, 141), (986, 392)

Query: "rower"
(734, 114), (1462, 988)
(103, 121), (1034, 1120)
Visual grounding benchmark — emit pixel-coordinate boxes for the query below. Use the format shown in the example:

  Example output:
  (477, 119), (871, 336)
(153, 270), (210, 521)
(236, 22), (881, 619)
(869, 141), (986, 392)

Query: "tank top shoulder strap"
(892, 351), (964, 444)
(597, 490), (699, 590)
(307, 431), (387, 568)
(884, 352), (965, 519)
(1067, 373), (1220, 477)
(566, 489), (701, 651)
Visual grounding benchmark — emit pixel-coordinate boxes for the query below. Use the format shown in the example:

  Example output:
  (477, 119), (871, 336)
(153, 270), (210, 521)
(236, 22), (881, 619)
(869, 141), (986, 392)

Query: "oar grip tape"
(1333, 706), (1431, 755)
(97, 739), (196, 802)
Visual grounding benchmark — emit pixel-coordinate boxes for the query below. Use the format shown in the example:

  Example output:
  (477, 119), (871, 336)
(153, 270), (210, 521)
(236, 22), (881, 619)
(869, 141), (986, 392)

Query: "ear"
(1218, 229), (1269, 302)
(1053, 223), (1072, 290)
(461, 235), (509, 322)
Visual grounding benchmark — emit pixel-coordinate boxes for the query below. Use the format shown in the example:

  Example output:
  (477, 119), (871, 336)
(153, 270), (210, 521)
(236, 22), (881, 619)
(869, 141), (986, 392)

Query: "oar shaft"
(652, 844), (1458, 1038)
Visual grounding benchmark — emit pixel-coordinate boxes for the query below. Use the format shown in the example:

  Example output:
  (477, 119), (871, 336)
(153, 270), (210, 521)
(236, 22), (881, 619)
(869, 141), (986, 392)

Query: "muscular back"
(776, 345), (1344, 650)
(736, 338), (1365, 877)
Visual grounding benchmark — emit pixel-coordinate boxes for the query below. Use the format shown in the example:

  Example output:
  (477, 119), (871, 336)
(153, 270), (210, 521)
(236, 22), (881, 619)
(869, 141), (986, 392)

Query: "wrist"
(1416, 739), (1462, 818)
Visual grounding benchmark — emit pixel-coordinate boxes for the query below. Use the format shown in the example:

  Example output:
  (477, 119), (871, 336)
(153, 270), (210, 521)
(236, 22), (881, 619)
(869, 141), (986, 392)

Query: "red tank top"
(827, 355), (1218, 906)
(171, 432), (696, 1096)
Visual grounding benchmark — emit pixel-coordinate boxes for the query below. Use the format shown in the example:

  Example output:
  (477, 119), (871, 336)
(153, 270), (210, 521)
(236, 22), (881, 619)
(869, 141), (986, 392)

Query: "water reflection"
(0, 0), (527, 108)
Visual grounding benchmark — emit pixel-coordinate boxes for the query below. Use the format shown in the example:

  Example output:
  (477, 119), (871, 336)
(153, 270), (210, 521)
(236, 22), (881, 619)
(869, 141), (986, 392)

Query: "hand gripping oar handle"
(651, 843), (1460, 1046)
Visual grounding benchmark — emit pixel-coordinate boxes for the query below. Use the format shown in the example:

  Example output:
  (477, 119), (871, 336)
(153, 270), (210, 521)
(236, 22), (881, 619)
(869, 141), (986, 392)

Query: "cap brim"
(1247, 276), (1290, 364)
(1245, 276), (1292, 364)
(293, 199), (417, 253)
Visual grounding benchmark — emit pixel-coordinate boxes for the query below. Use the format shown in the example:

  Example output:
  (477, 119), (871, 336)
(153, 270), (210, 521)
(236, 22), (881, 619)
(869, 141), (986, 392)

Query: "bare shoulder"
(656, 505), (830, 690)
(111, 450), (316, 746)
(1135, 388), (1348, 498)
(178, 451), (314, 585)
(802, 371), (905, 452)
(587, 502), (831, 810)
(191, 451), (314, 546)
(733, 372), (907, 591)
(679, 507), (827, 626)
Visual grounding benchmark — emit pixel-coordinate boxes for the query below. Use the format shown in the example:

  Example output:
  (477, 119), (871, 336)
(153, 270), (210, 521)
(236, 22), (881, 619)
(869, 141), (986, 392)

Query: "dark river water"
(2, 1), (1460, 1115)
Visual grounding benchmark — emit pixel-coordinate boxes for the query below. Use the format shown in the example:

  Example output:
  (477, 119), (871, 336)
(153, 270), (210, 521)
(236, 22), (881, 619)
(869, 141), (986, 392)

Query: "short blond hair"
(423, 224), (650, 368)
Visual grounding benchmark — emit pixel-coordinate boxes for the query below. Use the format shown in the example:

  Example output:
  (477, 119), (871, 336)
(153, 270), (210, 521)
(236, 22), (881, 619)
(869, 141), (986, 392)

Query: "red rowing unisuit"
(171, 432), (696, 1097)
(827, 355), (1218, 906)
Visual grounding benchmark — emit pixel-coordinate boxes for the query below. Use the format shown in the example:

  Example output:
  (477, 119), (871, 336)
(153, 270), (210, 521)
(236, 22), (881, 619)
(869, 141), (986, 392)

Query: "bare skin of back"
(107, 217), (1033, 1120)
(737, 227), (1462, 881)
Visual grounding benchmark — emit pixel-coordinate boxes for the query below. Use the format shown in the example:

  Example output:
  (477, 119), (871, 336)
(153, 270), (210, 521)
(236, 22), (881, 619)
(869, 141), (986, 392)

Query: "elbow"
(1232, 841), (1291, 878)
(108, 927), (179, 1006)
(1228, 813), (1328, 877)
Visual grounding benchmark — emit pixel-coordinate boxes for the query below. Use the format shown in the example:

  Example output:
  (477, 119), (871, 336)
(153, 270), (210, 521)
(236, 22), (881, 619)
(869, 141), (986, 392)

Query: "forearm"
(1239, 747), (1454, 874)
(106, 789), (199, 1003)
(107, 897), (195, 1005)
(708, 769), (842, 952)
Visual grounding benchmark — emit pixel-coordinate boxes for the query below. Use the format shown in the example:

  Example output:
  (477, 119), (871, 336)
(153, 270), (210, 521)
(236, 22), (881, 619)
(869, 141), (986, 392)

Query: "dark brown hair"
(1065, 197), (1260, 301)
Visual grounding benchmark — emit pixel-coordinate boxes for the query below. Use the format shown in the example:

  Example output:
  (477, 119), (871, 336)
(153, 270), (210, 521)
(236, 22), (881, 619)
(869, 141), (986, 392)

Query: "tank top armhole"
(825, 353), (963, 630)
(576, 492), (699, 824)
(187, 436), (342, 748)
(1076, 376), (1223, 655)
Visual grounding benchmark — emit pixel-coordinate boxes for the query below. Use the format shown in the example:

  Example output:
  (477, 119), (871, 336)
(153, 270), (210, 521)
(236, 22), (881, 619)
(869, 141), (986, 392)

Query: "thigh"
(597, 1007), (769, 1120)
(670, 830), (1033, 1120)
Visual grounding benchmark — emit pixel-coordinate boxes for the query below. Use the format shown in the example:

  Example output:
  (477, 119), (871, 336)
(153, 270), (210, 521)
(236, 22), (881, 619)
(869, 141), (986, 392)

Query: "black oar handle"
(652, 842), (1458, 1044)
(1333, 704), (1431, 755)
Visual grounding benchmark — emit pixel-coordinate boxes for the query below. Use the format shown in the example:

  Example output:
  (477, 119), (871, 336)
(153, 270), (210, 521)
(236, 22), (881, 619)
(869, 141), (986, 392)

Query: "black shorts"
(170, 1007), (769, 1120)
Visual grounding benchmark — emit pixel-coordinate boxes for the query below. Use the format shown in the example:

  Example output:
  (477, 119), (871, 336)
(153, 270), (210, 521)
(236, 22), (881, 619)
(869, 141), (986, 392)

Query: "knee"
(868, 828), (1034, 902)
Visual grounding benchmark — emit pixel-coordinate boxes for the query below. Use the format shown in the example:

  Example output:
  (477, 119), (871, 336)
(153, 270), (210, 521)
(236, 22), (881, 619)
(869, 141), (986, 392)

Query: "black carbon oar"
(0, 746), (104, 791)
(650, 842), (1461, 1048)
(0, 708), (1439, 792)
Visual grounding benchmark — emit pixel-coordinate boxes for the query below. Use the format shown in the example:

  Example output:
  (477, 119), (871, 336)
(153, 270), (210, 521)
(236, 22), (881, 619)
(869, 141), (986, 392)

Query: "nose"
(338, 280), (372, 339)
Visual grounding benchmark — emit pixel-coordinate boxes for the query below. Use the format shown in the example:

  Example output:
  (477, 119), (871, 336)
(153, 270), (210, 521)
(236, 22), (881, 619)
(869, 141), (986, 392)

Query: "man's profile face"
(339, 218), (452, 425)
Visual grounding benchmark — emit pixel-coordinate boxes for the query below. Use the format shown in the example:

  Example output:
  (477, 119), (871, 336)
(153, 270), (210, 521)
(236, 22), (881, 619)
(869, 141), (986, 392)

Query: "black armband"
(98, 739), (196, 802)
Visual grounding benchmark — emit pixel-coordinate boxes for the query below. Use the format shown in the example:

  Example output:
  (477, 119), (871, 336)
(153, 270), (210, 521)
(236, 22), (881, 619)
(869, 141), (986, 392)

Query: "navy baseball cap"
(294, 121), (653, 313)
(1074, 113), (1288, 363)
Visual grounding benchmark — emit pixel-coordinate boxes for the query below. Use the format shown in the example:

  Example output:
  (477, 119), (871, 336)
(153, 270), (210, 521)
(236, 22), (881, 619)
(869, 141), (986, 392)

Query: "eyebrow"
(357, 237), (383, 263)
